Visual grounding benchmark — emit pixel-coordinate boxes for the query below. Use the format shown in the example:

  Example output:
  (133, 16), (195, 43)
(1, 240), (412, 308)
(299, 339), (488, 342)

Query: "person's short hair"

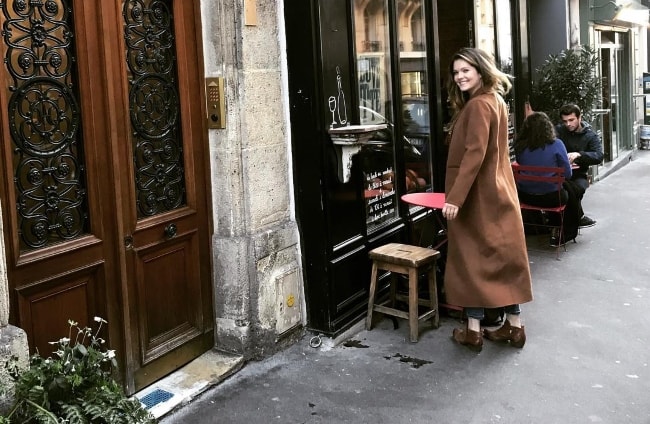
(559, 103), (581, 118)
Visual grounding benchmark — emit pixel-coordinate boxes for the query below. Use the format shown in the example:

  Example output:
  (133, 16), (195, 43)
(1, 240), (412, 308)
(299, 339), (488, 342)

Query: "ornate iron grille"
(2, 0), (89, 250)
(123, 0), (185, 217)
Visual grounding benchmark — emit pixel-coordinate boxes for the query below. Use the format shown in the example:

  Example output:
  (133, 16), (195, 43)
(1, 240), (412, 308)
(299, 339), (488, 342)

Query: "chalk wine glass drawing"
(329, 96), (337, 128)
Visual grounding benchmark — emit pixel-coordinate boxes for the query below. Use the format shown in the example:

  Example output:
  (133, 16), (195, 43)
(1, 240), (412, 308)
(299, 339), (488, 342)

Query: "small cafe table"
(401, 192), (446, 250)
(401, 192), (445, 211)
(401, 192), (462, 313)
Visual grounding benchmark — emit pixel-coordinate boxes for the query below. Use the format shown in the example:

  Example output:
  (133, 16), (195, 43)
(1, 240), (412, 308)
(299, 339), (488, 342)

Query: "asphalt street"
(162, 149), (650, 424)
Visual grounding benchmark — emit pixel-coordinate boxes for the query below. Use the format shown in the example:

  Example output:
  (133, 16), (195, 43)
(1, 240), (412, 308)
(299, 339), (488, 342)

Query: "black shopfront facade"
(284, 0), (531, 336)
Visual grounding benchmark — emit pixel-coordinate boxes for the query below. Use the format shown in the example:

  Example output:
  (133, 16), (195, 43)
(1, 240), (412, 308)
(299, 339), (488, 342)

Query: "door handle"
(164, 223), (177, 239)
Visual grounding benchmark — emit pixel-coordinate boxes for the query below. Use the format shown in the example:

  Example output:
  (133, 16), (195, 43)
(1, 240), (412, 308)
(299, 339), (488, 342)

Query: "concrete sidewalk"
(160, 150), (650, 424)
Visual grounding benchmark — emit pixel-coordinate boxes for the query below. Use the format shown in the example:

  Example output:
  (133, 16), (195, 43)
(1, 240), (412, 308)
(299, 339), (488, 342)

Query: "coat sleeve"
(446, 97), (492, 208)
(575, 130), (604, 166)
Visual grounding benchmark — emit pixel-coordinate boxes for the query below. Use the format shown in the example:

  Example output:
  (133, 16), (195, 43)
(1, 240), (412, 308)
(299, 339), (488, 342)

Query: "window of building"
(353, 0), (433, 232)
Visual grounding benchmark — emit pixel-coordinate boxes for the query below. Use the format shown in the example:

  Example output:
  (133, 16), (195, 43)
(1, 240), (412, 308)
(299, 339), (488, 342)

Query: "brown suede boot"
(452, 327), (483, 352)
(483, 320), (526, 348)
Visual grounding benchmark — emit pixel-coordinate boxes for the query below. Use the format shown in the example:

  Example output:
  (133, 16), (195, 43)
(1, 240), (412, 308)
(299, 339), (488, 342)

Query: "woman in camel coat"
(442, 48), (533, 352)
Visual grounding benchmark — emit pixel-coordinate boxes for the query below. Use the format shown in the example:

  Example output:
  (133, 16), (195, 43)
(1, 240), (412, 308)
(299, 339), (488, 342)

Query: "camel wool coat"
(444, 89), (533, 308)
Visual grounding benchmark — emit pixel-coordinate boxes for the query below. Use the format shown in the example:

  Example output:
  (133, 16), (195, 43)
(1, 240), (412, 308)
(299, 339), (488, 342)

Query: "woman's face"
(452, 59), (481, 96)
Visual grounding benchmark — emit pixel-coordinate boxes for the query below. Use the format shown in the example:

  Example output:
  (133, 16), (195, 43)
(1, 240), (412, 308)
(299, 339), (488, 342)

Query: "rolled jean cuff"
(465, 305), (520, 320)
(464, 307), (484, 320)
(504, 304), (521, 315)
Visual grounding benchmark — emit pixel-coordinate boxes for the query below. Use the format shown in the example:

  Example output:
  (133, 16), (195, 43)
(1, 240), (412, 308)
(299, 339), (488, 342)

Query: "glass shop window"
(495, 0), (516, 155)
(353, 0), (433, 232)
(476, 0), (516, 156)
(354, 0), (399, 231)
(397, 0), (432, 198)
(475, 0), (495, 57)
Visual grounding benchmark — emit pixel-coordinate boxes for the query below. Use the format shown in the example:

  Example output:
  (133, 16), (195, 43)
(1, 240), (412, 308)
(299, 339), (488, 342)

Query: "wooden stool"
(366, 243), (441, 342)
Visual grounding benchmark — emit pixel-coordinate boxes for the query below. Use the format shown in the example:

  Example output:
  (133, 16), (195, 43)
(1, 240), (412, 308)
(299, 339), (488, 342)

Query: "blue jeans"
(465, 305), (521, 320)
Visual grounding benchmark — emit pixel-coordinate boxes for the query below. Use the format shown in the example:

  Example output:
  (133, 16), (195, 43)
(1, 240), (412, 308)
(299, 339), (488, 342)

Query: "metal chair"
(511, 163), (568, 259)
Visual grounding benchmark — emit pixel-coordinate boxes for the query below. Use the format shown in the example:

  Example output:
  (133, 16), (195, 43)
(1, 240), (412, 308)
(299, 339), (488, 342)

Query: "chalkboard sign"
(364, 166), (396, 226)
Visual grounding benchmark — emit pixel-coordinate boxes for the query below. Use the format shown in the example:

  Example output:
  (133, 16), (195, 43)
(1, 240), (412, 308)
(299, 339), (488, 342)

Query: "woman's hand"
(442, 203), (459, 220)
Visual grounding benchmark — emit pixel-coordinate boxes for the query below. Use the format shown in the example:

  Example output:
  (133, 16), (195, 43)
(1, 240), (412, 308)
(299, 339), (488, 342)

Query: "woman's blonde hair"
(446, 47), (512, 116)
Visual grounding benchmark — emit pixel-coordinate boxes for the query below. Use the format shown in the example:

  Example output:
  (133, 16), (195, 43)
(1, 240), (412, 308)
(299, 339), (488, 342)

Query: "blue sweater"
(515, 139), (572, 194)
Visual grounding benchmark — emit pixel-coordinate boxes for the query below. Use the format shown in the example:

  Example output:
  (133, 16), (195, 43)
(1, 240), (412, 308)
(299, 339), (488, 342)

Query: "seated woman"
(513, 112), (581, 247)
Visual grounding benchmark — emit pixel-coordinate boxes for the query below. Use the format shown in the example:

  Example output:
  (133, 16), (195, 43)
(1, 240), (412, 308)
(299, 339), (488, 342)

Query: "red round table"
(401, 192), (446, 247)
(401, 192), (445, 209)
(400, 192), (462, 312)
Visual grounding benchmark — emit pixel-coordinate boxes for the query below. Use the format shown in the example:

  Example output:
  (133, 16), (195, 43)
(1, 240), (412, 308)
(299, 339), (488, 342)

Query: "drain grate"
(139, 388), (174, 409)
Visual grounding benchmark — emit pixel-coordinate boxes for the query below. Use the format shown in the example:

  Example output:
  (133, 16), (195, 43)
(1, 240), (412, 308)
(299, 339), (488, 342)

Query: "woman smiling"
(442, 48), (533, 352)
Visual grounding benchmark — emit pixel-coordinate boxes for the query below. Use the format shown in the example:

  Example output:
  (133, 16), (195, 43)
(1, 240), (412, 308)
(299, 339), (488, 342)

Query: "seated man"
(554, 103), (604, 228)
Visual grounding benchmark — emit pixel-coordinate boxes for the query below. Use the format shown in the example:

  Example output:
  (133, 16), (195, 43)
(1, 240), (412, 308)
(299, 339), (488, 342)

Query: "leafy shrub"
(529, 45), (602, 124)
(1, 318), (156, 424)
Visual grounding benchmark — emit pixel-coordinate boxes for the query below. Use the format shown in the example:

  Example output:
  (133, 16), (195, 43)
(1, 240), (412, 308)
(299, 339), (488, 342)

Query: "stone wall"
(200, 0), (305, 358)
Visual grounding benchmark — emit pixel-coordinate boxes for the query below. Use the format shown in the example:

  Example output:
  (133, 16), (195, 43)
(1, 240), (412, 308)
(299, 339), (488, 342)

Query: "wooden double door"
(0, 1), (213, 394)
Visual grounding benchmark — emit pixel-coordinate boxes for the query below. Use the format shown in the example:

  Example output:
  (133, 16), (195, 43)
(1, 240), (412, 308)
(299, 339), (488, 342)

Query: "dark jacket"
(555, 121), (604, 180)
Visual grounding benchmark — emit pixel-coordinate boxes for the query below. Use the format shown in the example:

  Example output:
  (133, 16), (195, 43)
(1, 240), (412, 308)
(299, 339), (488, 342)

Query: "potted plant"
(0, 318), (156, 423)
(529, 45), (602, 124)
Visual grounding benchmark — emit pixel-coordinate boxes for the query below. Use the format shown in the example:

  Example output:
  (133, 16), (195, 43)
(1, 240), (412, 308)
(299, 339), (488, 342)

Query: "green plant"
(1, 318), (156, 424)
(529, 45), (602, 124)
